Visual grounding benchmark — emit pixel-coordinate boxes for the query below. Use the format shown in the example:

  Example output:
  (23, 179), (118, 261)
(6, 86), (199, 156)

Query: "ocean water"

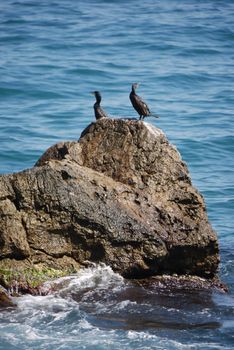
(0, 0), (233, 349)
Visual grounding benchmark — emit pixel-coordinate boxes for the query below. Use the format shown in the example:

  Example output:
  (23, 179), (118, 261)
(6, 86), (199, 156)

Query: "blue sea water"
(0, 0), (234, 349)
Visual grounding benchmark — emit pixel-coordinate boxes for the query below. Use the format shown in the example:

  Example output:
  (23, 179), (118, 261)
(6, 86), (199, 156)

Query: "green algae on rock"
(0, 264), (76, 295)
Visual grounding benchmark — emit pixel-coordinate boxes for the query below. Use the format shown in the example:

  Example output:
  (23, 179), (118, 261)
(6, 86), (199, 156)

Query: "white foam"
(127, 330), (158, 340)
(43, 263), (124, 296)
(115, 300), (137, 310)
(127, 331), (226, 350)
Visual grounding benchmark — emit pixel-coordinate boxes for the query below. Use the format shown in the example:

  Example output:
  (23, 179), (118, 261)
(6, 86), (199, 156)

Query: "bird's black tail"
(149, 113), (160, 118)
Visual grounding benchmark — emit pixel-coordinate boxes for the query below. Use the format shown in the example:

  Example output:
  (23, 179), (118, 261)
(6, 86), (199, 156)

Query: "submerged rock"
(133, 274), (227, 293)
(0, 119), (220, 288)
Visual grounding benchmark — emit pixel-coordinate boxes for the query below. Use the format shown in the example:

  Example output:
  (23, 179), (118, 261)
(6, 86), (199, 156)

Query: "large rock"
(0, 119), (219, 281)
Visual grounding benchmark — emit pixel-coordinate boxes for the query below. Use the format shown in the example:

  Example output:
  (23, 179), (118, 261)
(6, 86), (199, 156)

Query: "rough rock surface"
(0, 287), (15, 308)
(0, 119), (219, 282)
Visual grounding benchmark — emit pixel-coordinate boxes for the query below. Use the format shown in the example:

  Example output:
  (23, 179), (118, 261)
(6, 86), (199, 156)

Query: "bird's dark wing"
(135, 94), (151, 116)
(96, 106), (109, 119)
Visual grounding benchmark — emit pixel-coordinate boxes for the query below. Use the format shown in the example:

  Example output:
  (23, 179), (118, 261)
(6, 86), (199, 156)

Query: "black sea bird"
(91, 91), (109, 120)
(129, 83), (159, 120)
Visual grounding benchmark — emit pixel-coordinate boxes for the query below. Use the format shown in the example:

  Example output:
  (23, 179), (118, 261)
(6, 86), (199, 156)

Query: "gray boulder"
(0, 119), (219, 282)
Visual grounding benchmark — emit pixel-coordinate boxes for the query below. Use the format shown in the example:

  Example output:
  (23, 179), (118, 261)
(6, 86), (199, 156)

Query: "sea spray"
(0, 264), (232, 350)
(41, 263), (125, 297)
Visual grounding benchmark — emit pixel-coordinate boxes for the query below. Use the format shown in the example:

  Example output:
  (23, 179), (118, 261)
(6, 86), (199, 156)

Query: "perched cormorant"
(91, 91), (109, 120)
(129, 83), (159, 120)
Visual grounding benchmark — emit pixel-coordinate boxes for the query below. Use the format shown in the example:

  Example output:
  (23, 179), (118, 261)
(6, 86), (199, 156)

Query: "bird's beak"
(90, 92), (95, 95)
